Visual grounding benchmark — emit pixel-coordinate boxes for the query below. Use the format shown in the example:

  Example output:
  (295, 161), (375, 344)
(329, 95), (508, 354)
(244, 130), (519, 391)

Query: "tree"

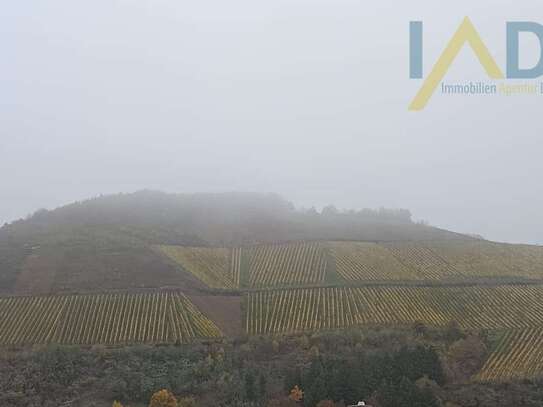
(149, 389), (177, 407)
(283, 367), (302, 393)
(444, 321), (464, 343)
(413, 320), (427, 336)
(268, 399), (299, 407)
(321, 205), (339, 216)
(178, 397), (196, 407)
(305, 374), (328, 407)
(392, 346), (445, 386)
(377, 377), (438, 407)
(328, 362), (359, 404)
(259, 373), (268, 400)
(446, 335), (487, 382)
(245, 371), (257, 401)
(316, 400), (336, 407)
(289, 385), (304, 402)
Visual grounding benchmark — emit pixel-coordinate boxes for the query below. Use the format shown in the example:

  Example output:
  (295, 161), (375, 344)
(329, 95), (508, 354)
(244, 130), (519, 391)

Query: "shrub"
(149, 389), (177, 407)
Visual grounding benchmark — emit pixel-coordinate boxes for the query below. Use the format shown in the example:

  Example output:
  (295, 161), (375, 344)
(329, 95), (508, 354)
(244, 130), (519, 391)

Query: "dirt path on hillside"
(188, 294), (242, 337)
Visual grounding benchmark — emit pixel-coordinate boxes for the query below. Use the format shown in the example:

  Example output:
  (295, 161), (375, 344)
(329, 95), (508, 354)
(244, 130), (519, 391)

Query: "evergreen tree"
(283, 366), (303, 392)
(377, 377), (438, 407)
(245, 371), (257, 401)
(259, 373), (268, 400)
(305, 373), (328, 407)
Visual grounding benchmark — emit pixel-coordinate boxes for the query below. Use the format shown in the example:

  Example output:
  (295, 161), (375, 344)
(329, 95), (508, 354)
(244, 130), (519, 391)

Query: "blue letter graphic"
(410, 21), (423, 79)
(507, 22), (543, 78)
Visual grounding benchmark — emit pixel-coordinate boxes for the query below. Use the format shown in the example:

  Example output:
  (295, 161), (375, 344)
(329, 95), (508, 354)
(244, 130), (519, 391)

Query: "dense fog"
(2, 0), (542, 244)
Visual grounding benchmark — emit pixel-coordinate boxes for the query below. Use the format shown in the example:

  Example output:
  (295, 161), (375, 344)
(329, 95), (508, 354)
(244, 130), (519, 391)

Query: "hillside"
(0, 190), (465, 295)
(3, 191), (543, 383)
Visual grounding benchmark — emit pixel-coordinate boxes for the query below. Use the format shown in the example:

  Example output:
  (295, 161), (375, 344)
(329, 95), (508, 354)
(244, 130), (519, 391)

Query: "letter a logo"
(409, 17), (504, 111)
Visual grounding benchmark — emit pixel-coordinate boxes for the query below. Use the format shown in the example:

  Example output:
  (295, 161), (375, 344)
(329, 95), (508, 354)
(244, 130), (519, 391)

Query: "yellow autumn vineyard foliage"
(475, 329), (543, 382)
(331, 240), (543, 282)
(245, 285), (543, 335)
(248, 242), (327, 287)
(0, 292), (221, 345)
(158, 245), (237, 289)
(159, 240), (543, 289)
(328, 241), (417, 281)
(3, 238), (543, 380)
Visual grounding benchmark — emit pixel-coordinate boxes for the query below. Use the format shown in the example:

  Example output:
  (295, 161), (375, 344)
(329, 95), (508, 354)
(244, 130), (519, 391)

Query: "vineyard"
(8, 238), (539, 377)
(0, 292), (221, 346)
(247, 242), (328, 287)
(245, 285), (543, 335)
(328, 241), (417, 281)
(156, 241), (543, 289)
(428, 240), (543, 279)
(380, 242), (462, 280)
(157, 246), (237, 289)
(230, 247), (243, 287)
(475, 329), (543, 382)
(327, 240), (543, 282)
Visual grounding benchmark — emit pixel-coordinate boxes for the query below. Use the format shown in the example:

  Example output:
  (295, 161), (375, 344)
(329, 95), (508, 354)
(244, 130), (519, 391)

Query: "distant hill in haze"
(0, 190), (468, 295)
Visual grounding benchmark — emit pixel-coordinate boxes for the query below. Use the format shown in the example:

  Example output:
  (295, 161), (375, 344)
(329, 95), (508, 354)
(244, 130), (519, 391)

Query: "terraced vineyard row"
(378, 240), (543, 281)
(475, 329), (543, 382)
(382, 242), (462, 280)
(245, 285), (543, 335)
(429, 240), (543, 279)
(158, 241), (543, 289)
(328, 241), (417, 281)
(230, 247), (242, 287)
(248, 242), (327, 287)
(0, 292), (221, 346)
(157, 246), (237, 289)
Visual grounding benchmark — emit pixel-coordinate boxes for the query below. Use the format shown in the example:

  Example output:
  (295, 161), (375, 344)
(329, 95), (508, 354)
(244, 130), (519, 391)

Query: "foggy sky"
(1, 0), (543, 244)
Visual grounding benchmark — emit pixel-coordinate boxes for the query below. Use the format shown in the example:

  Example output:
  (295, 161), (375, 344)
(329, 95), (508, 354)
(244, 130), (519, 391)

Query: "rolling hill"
(1, 191), (543, 381)
(0, 190), (466, 295)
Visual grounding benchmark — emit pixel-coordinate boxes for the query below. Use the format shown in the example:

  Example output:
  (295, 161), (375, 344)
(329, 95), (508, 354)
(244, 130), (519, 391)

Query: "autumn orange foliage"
(149, 389), (178, 407)
(289, 385), (304, 402)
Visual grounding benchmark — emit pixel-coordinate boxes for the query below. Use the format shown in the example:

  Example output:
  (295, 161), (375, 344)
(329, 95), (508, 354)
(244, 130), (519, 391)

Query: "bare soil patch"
(188, 294), (242, 337)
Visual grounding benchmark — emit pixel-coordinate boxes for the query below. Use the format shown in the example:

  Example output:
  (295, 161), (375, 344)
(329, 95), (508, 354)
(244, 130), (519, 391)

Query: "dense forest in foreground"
(1, 325), (542, 407)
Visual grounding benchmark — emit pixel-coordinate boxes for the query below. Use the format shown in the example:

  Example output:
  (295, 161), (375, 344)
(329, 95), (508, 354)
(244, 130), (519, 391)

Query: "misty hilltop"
(0, 190), (466, 294)
(1, 190), (466, 245)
